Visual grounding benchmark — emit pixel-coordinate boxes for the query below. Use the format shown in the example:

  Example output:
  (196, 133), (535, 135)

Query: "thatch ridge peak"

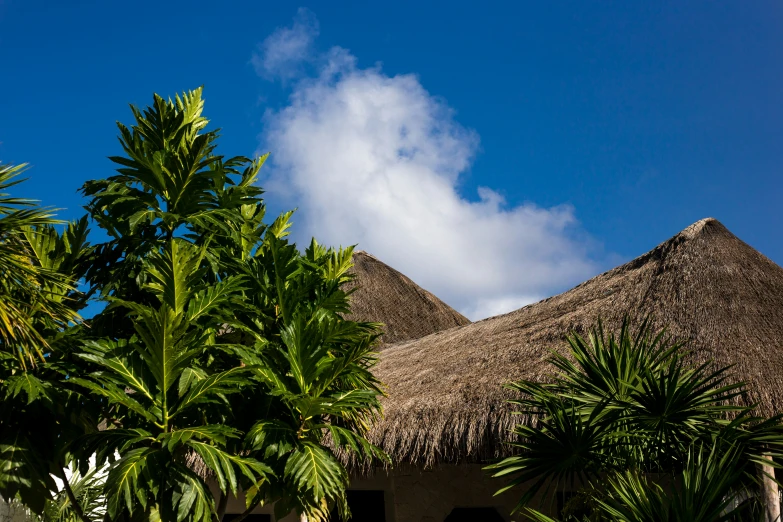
(679, 216), (722, 238)
(346, 250), (470, 345)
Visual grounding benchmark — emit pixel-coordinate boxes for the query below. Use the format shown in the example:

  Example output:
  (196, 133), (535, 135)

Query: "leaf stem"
(57, 465), (91, 522)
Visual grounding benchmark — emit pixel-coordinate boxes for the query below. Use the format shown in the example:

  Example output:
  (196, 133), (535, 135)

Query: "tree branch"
(57, 466), (91, 522)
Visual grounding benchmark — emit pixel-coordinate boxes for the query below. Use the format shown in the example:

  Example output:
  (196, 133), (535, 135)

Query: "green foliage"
(230, 238), (387, 521)
(38, 463), (107, 522)
(69, 88), (386, 522)
(0, 164), (84, 367)
(1, 87), (386, 522)
(487, 318), (783, 521)
(80, 86), (266, 339)
(71, 240), (271, 521)
(0, 88), (385, 522)
(0, 176), (95, 515)
(597, 445), (760, 522)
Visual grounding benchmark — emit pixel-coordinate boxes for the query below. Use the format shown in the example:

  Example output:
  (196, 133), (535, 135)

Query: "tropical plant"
(80, 87), (265, 340)
(487, 318), (783, 521)
(597, 444), (762, 522)
(39, 462), (108, 522)
(0, 163), (81, 367)
(71, 240), (273, 521)
(0, 181), (95, 517)
(75, 88), (387, 521)
(226, 237), (387, 521)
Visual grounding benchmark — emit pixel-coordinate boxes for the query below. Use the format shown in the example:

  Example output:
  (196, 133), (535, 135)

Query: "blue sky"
(1, 1), (781, 318)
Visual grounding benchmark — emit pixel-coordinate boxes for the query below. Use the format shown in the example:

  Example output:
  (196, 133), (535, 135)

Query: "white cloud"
(462, 295), (544, 323)
(251, 8), (319, 80)
(257, 14), (598, 320)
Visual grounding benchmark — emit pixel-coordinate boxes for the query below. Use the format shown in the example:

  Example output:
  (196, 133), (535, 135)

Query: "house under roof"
(217, 218), (783, 521)
(370, 218), (783, 468)
(345, 250), (470, 345)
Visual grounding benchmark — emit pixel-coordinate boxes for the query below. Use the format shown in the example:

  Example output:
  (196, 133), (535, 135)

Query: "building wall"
(373, 464), (522, 522)
(221, 463), (538, 522)
(0, 497), (34, 522)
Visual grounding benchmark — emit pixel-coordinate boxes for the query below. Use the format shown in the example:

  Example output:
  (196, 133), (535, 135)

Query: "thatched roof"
(370, 218), (783, 467)
(346, 251), (470, 345)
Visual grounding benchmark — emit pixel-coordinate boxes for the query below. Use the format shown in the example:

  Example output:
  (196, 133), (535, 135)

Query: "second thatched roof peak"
(345, 250), (470, 345)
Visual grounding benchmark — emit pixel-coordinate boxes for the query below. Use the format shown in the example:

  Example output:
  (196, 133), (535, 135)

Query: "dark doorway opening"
(331, 490), (386, 522)
(444, 507), (505, 522)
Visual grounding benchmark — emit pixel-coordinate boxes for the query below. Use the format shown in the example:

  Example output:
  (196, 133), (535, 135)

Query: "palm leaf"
(283, 442), (348, 504)
(187, 440), (273, 496)
(105, 447), (154, 519)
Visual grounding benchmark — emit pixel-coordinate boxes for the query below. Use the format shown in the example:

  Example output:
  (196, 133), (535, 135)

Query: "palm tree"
(487, 318), (783, 521)
(0, 163), (80, 367)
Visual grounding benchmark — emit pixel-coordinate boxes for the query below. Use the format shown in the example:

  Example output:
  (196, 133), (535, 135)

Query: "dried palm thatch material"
(345, 251), (470, 345)
(185, 449), (209, 479)
(370, 218), (783, 468)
